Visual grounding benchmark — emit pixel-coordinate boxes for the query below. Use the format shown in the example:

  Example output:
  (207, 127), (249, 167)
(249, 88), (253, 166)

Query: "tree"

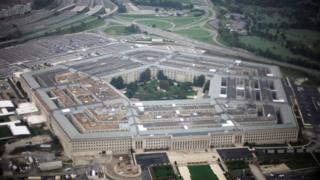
(157, 70), (167, 80)
(118, 4), (127, 13)
(125, 24), (140, 33)
(110, 76), (125, 89)
(193, 75), (205, 87)
(139, 69), (151, 82)
(126, 82), (138, 98)
(111, 0), (127, 13)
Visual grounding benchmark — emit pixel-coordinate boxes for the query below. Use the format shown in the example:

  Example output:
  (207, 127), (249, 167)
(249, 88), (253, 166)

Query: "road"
(249, 164), (267, 180)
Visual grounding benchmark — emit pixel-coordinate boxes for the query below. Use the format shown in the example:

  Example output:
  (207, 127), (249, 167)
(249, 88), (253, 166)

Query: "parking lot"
(293, 84), (320, 125)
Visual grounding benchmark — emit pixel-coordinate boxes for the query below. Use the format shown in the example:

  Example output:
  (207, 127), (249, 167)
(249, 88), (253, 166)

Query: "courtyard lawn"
(130, 80), (196, 101)
(188, 165), (218, 180)
(257, 153), (318, 169)
(150, 165), (176, 180)
(225, 160), (249, 170)
(175, 26), (214, 44)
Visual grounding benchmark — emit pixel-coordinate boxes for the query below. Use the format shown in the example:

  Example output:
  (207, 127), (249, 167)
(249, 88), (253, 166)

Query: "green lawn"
(119, 14), (201, 29)
(285, 29), (320, 42)
(136, 19), (173, 30)
(0, 125), (13, 138)
(239, 35), (309, 60)
(30, 127), (50, 135)
(129, 80), (196, 101)
(225, 160), (249, 170)
(164, 16), (200, 28)
(104, 26), (136, 36)
(285, 29), (320, 53)
(150, 165), (176, 180)
(257, 153), (318, 169)
(175, 26), (214, 44)
(188, 165), (218, 180)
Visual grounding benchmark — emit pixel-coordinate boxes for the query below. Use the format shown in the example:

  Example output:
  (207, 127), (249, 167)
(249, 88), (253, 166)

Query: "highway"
(107, 1), (320, 77)
(109, 16), (320, 77)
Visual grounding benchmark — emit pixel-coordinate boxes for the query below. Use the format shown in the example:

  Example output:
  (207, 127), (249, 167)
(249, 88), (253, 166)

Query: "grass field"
(285, 29), (320, 42)
(150, 165), (176, 180)
(0, 125), (12, 138)
(104, 26), (136, 36)
(136, 19), (173, 30)
(119, 14), (201, 29)
(188, 165), (218, 180)
(175, 26), (214, 44)
(285, 29), (320, 53)
(257, 153), (318, 169)
(238, 36), (309, 60)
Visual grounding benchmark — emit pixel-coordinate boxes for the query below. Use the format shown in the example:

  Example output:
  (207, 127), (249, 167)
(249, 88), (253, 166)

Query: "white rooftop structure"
(16, 102), (38, 115)
(39, 161), (63, 171)
(138, 125), (147, 131)
(0, 100), (14, 108)
(0, 120), (31, 136)
(9, 124), (30, 136)
(0, 108), (15, 117)
(26, 115), (46, 127)
(222, 120), (235, 127)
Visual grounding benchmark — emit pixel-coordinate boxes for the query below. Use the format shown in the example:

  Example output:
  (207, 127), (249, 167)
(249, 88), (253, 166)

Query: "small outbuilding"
(39, 161), (63, 171)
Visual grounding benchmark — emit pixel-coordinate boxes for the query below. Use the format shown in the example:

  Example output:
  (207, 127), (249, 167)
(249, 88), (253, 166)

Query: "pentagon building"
(20, 47), (298, 157)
